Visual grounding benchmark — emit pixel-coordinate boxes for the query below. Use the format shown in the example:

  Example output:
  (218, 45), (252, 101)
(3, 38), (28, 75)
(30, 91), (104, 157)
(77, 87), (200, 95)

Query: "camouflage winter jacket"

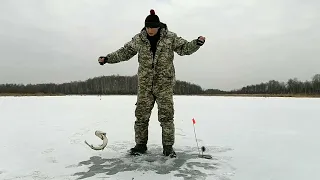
(105, 23), (201, 92)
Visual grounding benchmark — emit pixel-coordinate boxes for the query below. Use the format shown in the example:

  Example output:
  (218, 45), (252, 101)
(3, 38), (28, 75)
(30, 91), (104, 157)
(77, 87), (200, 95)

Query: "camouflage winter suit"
(105, 23), (201, 146)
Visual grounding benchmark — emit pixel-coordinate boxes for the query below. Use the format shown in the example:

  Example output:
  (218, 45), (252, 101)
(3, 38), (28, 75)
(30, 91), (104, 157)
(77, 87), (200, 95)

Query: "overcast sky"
(0, 0), (319, 90)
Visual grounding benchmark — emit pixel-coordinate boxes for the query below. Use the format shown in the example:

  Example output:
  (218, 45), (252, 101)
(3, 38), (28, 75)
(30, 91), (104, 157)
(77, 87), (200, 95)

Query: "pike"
(85, 130), (108, 150)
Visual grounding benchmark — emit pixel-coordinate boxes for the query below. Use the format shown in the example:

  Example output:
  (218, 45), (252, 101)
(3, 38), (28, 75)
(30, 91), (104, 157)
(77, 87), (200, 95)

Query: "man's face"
(146, 27), (159, 36)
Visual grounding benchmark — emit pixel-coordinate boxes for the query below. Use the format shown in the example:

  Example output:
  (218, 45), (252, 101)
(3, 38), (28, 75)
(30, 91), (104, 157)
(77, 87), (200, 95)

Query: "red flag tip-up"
(192, 118), (196, 124)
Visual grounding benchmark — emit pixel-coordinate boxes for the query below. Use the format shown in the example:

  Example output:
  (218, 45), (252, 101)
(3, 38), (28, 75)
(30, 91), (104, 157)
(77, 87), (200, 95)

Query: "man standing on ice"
(98, 9), (205, 157)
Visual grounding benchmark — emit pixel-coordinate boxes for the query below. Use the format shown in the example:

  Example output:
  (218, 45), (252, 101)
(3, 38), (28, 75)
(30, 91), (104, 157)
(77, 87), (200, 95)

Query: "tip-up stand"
(198, 146), (213, 159)
(198, 154), (213, 159)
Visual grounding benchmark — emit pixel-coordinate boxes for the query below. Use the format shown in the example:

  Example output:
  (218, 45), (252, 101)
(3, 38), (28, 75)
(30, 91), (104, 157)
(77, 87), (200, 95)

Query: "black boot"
(129, 144), (147, 155)
(163, 145), (176, 158)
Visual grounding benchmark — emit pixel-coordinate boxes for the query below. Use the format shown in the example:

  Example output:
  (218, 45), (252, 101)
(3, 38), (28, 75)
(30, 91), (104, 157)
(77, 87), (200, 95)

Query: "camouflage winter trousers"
(134, 85), (174, 146)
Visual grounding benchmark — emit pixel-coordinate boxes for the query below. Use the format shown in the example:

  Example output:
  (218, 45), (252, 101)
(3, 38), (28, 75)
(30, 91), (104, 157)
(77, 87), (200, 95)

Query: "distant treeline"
(0, 75), (224, 95)
(0, 74), (319, 95)
(230, 74), (320, 95)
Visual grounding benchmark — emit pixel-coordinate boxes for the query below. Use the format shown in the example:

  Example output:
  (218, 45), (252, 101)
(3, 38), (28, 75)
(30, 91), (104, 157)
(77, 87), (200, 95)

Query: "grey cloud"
(0, 0), (319, 90)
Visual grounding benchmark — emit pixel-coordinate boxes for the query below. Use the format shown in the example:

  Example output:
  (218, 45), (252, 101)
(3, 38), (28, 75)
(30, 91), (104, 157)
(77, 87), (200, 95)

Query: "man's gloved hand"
(196, 36), (205, 46)
(98, 56), (107, 65)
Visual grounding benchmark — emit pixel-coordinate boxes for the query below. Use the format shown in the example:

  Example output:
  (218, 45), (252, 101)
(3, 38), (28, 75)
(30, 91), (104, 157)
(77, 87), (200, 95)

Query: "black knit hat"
(145, 9), (160, 28)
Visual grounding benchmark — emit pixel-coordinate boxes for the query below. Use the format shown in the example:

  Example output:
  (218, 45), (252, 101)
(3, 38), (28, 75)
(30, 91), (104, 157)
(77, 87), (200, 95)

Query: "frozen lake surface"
(0, 95), (319, 180)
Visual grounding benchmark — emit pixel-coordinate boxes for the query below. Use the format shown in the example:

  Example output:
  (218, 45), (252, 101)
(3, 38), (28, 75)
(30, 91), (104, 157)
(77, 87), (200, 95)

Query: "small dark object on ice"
(198, 146), (213, 159)
(201, 146), (206, 152)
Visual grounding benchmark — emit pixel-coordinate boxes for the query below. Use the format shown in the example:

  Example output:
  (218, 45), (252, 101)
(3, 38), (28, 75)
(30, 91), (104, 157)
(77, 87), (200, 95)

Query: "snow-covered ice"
(0, 95), (319, 180)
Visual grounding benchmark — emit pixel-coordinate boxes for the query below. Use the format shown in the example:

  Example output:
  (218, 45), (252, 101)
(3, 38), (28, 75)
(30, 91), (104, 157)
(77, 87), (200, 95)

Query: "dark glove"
(196, 36), (205, 46)
(98, 56), (108, 65)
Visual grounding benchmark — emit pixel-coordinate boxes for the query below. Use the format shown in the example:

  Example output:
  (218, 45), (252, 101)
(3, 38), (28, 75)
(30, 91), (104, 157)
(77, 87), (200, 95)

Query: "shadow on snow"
(68, 145), (235, 180)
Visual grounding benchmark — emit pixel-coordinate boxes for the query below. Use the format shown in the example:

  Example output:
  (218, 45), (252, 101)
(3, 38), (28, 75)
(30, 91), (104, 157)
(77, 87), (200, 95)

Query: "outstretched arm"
(102, 36), (138, 64)
(173, 34), (205, 56)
